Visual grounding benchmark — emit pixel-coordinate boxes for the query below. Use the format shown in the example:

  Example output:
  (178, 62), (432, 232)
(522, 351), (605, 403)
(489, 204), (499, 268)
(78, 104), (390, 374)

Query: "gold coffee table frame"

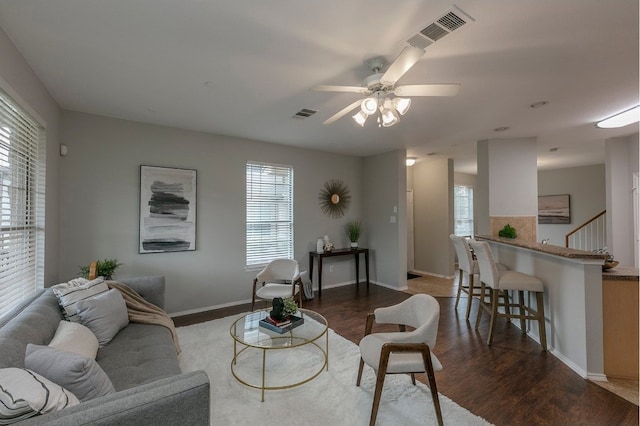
(230, 308), (329, 401)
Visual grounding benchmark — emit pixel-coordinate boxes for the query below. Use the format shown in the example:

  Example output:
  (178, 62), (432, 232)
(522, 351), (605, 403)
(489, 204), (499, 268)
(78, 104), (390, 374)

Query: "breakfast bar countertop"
(476, 235), (639, 282)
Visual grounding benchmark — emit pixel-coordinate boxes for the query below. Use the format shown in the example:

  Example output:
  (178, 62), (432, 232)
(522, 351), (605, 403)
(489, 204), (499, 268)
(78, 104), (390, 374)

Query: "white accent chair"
(251, 259), (303, 311)
(356, 294), (443, 426)
(469, 240), (547, 351)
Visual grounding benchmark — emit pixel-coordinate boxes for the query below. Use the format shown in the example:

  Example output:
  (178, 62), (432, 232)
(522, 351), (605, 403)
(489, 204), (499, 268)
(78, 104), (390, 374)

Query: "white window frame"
(245, 161), (294, 267)
(454, 184), (474, 237)
(0, 87), (46, 315)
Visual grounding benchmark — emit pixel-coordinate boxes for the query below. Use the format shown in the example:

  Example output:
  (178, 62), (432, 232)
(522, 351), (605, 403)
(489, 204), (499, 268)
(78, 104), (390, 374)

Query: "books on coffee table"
(259, 315), (304, 334)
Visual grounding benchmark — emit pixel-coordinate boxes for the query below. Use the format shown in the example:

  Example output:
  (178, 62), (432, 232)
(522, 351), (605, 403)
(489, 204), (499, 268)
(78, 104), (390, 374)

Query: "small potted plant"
(270, 296), (298, 321)
(79, 258), (122, 280)
(498, 224), (517, 239)
(345, 219), (362, 248)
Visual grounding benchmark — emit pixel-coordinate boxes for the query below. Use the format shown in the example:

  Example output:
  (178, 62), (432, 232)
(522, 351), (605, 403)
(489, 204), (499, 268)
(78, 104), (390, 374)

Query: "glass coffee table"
(230, 308), (328, 401)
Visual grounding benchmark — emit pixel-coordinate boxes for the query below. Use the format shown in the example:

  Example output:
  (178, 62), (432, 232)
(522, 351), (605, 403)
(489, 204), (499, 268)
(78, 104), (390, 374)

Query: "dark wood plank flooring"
(174, 283), (639, 425)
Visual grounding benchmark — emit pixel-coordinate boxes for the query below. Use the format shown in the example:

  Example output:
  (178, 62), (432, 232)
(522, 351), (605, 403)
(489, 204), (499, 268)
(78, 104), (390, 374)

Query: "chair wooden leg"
(369, 347), (391, 426)
(454, 268), (463, 309)
(475, 282), (486, 330)
(487, 288), (499, 346)
(518, 290), (526, 333)
(357, 358), (365, 386)
(465, 273), (475, 321)
(410, 373), (416, 385)
(536, 291), (548, 351)
(421, 346), (444, 426)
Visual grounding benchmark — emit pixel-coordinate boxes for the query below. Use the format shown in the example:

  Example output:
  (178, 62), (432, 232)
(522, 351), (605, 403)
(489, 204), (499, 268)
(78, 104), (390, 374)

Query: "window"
(0, 88), (45, 315)
(246, 162), (293, 266)
(454, 185), (473, 237)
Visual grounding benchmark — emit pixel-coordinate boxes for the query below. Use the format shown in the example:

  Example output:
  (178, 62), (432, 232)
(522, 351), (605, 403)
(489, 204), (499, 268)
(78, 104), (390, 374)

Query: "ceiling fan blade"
(323, 100), (363, 125)
(394, 84), (460, 97)
(380, 46), (426, 85)
(312, 85), (368, 94)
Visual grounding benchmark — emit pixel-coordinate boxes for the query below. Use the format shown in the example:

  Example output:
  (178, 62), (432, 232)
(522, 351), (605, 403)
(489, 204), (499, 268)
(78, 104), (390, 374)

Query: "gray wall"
(538, 164), (606, 247)
(606, 133), (639, 266)
(59, 111), (366, 314)
(363, 150), (406, 289)
(0, 26), (61, 285)
(412, 158), (454, 277)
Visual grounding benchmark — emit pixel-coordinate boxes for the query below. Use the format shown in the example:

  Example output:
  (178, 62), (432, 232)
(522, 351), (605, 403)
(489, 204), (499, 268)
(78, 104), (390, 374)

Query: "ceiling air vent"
(293, 108), (317, 119)
(406, 5), (475, 49)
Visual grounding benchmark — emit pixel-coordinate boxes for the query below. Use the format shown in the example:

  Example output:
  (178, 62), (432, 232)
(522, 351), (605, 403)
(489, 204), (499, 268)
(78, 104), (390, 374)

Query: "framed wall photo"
(538, 194), (570, 224)
(139, 165), (197, 253)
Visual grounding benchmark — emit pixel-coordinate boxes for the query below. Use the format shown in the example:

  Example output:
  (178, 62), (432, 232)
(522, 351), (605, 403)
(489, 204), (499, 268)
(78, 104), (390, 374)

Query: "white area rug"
(177, 314), (491, 426)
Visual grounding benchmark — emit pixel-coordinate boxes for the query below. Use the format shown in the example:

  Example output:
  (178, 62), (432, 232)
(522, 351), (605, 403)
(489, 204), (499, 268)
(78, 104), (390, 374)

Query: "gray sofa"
(0, 276), (210, 425)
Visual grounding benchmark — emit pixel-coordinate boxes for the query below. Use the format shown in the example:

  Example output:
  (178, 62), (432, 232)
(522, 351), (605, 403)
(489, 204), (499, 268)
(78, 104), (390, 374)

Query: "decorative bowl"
(602, 260), (619, 271)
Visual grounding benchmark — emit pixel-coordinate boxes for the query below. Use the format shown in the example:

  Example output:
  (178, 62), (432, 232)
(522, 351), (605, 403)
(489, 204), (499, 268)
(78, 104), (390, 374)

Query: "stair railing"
(565, 210), (606, 251)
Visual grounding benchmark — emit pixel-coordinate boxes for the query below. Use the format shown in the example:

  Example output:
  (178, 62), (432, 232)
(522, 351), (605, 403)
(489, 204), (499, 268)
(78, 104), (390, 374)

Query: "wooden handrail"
(565, 210), (606, 247)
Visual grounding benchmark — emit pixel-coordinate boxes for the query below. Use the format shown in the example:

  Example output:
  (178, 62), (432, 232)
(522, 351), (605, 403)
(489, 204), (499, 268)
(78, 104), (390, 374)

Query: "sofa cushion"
(51, 277), (109, 322)
(97, 323), (181, 391)
(76, 289), (129, 347)
(49, 320), (99, 359)
(0, 367), (80, 424)
(0, 291), (62, 369)
(25, 344), (116, 402)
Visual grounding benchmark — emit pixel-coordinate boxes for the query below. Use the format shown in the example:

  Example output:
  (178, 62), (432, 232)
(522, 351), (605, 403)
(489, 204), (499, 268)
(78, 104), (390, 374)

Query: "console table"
(308, 248), (369, 296)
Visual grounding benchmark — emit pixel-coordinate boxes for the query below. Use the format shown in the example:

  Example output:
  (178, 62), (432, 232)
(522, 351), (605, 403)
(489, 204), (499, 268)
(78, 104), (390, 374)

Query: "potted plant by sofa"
(79, 258), (122, 280)
(345, 219), (362, 248)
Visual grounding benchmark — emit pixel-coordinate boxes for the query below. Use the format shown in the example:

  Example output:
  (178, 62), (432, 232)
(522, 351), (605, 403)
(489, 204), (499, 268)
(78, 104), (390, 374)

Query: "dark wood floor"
(174, 283), (639, 425)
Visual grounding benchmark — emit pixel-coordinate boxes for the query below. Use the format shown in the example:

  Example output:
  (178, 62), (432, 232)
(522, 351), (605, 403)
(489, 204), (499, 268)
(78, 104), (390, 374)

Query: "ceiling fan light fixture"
(352, 111), (368, 127)
(393, 97), (411, 115)
(381, 108), (399, 127)
(361, 97), (378, 116)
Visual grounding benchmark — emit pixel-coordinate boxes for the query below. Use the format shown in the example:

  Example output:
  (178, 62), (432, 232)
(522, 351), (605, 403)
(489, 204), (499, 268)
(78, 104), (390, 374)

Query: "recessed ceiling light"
(204, 81), (215, 88)
(494, 126), (510, 132)
(549, 147), (559, 152)
(530, 101), (548, 108)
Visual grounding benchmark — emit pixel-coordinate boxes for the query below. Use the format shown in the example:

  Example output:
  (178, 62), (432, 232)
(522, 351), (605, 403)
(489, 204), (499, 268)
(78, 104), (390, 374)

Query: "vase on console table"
(350, 241), (358, 248)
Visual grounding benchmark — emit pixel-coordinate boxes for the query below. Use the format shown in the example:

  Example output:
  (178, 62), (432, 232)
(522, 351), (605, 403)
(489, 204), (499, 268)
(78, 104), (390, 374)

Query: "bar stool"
(449, 235), (480, 320)
(469, 240), (547, 351)
(450, 235), (509, 321)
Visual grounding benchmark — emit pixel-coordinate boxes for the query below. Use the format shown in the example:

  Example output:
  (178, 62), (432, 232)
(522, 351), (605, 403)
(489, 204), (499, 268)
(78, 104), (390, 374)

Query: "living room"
(0, 1), (638, 425)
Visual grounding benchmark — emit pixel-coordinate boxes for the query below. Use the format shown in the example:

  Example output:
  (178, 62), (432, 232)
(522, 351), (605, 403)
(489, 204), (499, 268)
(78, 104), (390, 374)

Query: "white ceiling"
(0, 1), (638, 173)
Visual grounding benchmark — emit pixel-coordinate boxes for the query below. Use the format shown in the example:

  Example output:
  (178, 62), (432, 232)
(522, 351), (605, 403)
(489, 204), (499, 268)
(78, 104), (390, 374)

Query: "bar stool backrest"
(449, 235), (476, 275)
(469, 241), (501, 289)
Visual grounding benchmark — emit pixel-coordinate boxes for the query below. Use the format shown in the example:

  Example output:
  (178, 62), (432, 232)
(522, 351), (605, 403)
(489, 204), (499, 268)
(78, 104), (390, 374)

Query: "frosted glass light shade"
(361, 97), (378, 116)
(352, 111), (367, 127)
(393, 97), (411, 115)
(381, 108), (399, 127)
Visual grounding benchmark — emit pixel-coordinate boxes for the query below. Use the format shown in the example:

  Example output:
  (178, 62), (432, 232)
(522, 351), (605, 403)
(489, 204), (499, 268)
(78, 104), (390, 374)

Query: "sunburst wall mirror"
(319, 179), (351, 218)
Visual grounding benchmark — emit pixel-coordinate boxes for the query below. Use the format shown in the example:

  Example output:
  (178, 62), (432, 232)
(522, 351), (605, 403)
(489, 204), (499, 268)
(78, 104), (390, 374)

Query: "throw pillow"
(24, 344), (116, 402)
(49, 320), (99, 359)
(76, 289), (129, 347)
(51, 277), (109, 322)
(0, 367), (80, 424)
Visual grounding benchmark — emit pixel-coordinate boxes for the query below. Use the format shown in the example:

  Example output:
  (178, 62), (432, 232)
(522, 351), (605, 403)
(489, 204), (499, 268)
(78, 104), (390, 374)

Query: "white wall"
(0, 26), (61, 285)
(363, 150), (406, 289)
(538, 164), (606, 247)
(59, 111), (365, 314)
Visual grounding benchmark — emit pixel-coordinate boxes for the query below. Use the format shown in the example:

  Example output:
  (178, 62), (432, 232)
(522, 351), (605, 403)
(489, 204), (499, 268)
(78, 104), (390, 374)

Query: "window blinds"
(0, 89), (45, 315)
(454, 184), (474, 237)
(246, 162), (293, 266)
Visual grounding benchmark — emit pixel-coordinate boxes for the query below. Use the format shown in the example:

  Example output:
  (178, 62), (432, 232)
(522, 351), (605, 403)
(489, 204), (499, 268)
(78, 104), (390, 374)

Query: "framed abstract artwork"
(538, 194), (570, 224)
(139, 165), (197, 253)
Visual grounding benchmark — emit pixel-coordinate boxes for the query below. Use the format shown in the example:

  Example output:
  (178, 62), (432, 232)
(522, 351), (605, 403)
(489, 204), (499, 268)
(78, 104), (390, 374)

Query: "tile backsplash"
(490, 216), (537, 242)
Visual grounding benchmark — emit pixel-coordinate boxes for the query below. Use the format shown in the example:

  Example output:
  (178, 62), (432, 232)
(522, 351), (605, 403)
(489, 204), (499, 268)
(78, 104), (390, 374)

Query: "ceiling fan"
(313, 45), (460, 127)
